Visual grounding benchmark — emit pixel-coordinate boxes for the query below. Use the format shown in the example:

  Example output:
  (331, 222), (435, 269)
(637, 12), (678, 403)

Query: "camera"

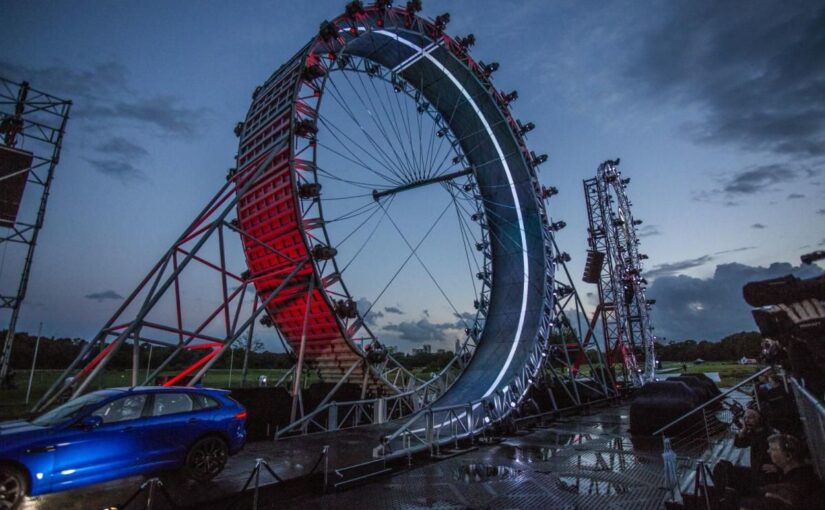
(743, 274), (825, 308)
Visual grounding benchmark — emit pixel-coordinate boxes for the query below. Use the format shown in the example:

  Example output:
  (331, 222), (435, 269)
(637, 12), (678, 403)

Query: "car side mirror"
(77, 415), (103, 430)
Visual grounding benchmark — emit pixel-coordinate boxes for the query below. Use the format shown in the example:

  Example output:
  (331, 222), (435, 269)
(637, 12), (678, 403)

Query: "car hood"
(0, 420), (51, 449)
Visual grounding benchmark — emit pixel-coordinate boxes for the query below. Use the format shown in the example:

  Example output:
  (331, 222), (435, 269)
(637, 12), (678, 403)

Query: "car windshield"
(30, 392), (114, 427)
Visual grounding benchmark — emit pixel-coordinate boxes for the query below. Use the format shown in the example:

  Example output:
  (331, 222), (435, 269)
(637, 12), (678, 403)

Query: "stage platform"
(20, 402), (686, 510)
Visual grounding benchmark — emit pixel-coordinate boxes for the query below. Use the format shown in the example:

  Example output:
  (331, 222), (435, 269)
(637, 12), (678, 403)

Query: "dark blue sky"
(1, 1), (823, 349)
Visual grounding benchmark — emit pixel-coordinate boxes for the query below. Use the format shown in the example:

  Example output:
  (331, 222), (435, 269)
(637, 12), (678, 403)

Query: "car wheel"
(0, 466), (27, 510)
(184, 436), (228, 482)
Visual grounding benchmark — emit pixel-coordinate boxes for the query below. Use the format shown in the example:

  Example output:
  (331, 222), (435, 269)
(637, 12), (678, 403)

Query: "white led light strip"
(371, 29), (530, 399)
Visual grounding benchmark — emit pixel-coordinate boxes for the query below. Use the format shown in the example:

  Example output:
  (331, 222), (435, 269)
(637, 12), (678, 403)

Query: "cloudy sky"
(1, 0), (823, 351)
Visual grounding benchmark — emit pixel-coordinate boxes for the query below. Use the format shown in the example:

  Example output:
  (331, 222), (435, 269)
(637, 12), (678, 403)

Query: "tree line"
(1, 331), (456, 372)
(655, 331), (763, 362)
(2, 329), (764, 374)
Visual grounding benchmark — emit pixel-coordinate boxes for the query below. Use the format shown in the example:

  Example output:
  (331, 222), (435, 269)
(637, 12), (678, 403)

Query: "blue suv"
(0, 386), (246, 509)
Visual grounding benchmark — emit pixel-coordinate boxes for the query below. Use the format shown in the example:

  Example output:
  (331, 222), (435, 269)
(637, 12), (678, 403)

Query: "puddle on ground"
(452, 464), (522, 483)
(499, 432), (607, 463)
(570, 451), (634, 473)
(557, 475), (629, 495)
(534, 431), (598, 447)
(400, 500), (465, 510)
(504, 445), (559, 462)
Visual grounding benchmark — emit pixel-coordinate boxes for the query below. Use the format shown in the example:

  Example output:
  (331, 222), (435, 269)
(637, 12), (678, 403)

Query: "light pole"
(25, 323), (43, 405)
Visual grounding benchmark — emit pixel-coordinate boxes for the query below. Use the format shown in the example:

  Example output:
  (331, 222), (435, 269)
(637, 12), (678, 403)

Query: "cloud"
(694, 163), (806, 203)
(356, 298), (383, 326)
(96, 137), (149, 159)
(722, 165), (798, 195)
(87, 96), (208, 137)
(645, 255), (714, 279)
(647, 262), (823, 340)
(714, 246), (756, 255)
(0, 60), (209, 137)
(751, 224), (766, 229)
(85, 290), (124, 302)
(453, 311), (476, 325)
(422, 309), (429, 317)
(86, 158), (145, 182)
(382, 319), (458, 343)
(90, 137), (149, 182)
(787, 193), (805, 200)
(0, 60), (128, 102)
(817, 209), (825, 215)
(383, 306), (403, 315)
(637, 224), (662, 238)
(628, 1), (825, 159)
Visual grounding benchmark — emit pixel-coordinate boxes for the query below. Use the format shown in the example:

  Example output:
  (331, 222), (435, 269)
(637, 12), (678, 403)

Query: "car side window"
(192, 394), (220, 410)
(152, 393), (194, 416)
(92, 394), (148, 424)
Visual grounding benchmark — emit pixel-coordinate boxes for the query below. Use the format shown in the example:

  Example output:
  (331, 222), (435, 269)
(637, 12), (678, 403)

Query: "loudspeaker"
(0, 145), (33, 227)
(582, 250), (605, 284)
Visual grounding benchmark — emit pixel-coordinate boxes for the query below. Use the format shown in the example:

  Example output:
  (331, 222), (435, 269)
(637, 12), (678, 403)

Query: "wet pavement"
(269, 406), (671, 510)
(21, 404), (676, 509)
(20, 425), (390, 510)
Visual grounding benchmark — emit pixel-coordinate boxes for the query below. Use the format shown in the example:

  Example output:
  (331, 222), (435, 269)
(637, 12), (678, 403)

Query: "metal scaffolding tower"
(583, 160), (656, 386)
(0, 77), (71, 386)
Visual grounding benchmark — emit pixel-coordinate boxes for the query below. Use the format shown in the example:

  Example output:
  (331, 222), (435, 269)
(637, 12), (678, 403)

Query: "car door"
(50, 393), (149, 491)
(140, 392), (211, 470)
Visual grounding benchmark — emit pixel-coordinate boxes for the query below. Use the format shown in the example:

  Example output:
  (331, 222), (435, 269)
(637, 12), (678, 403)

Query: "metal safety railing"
(666, 405), (737, 457)
(790, 378), (825, 479)
(111, 446), (330, 510)
(276, 356), (466, 437)
(373, 397), (492, 458)
(652, 366), (775, 508)
(653, 366), (773, 438)
(276, 379), (440, 437)
(114, 477), (178, 510)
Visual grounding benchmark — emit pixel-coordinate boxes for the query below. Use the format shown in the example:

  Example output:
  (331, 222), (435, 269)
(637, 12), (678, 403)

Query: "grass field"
(0, 368), (292, 420)
(0, 361), (761, 420)
(660, 360), (760, 387)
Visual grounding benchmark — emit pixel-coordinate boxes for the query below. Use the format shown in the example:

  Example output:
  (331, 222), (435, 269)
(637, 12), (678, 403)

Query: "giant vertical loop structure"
(235, 2), (554, 436)
(33, 3), (556, 438)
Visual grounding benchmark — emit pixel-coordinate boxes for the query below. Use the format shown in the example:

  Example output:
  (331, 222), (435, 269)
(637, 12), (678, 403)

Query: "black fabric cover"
(229, 387), (292, 440)
(677, 373), (721, 398)
(667, 375), (719, 403)
(629, 381), (705, 435)
(303, 383), (363, 411)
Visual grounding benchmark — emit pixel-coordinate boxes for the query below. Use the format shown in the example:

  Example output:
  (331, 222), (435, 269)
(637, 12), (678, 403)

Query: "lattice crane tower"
(583, 159), (656, 386)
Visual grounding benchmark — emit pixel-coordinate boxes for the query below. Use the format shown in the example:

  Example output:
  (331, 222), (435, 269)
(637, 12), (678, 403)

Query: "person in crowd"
(757, 433), (822, 509)
(757, 374), (801, 436)
(736, 409), (776, 487)
(715, 408), (776, 497)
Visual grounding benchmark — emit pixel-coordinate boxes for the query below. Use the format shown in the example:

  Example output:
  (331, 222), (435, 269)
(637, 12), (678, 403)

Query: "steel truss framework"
(539, 235), (618, 408)
(373, 220), (619, 457)
(583, 160), (656, 386)
(32, 5), (499, 420)
(235, 0), (558, 443)
(0, 77), (71, 384)
(278, 230), (618, 439)
(37, 4), (613, 449)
